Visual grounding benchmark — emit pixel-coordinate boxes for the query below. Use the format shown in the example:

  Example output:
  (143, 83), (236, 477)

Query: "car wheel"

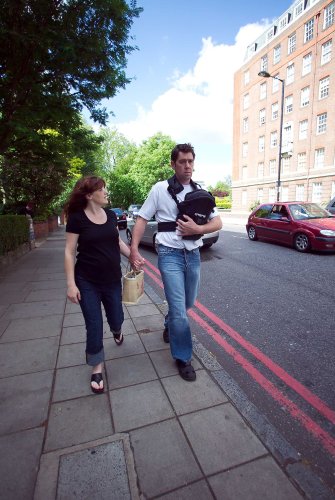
(247, 225), (258, 241)
(126, 229), (132, 245)
(294, 233), (310, 252)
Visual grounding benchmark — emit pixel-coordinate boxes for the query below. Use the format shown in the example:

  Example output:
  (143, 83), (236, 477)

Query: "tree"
(0, 0), (142, 155)
(208, 177), (232, 198)
(98, 127), (137, 174)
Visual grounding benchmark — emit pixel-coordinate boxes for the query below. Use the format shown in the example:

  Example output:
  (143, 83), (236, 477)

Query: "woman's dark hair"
(64, 176), (105, 216)
(171, 143), (195, 163)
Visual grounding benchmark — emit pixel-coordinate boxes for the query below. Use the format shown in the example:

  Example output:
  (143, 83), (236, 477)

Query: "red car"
(246, 202), (335, 252)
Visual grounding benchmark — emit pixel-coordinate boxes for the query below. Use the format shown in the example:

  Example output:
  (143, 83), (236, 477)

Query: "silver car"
(126, 216), (219, 252)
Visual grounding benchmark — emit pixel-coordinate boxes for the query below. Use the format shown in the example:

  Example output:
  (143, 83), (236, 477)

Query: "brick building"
(232, 0), (335, 212)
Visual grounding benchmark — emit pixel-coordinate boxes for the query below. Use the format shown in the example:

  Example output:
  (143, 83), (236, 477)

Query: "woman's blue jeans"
(158, 245), (200, 363)
(75, 274), (124, 366)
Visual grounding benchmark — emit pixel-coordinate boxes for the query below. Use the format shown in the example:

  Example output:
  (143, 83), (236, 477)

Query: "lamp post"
(258, 70), (285, 202)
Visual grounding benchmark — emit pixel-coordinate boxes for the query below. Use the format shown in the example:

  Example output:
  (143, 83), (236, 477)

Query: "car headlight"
(320, 229), (335, 236)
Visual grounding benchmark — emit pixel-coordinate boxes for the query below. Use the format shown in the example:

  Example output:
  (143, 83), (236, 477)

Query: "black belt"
(157, 221), (177, 232)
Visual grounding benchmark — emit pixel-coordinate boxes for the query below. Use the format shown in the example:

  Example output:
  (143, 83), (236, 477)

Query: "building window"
(242, 166), (248, 179)
(258, 136), (265, 152)
(324, 1), (335, 29)
(269, 187), (276, 202)
(257, 188), (264, 203)
(286, 63), (295, 84)
(270, 131), (278, 148)
(260, 82), (267, 99)
(283, 124), (293, 146)
(260, 54), (268, 72)
(317, 112), (327, 134)
(299, 119), (308, 139)
(312, 182), (322, 203)
(281, 186), (289, 201)
(269, 159), (276, 175)
(314, 148), (325, 168)
(319, 76), (330, 99)
(302, 52), (312, 75)
(300, 86), (310, 107)
(304, 18), (314, 42)
(321, 39), (332, 64)
(282, 157), (290, 173)
(243, 93), (249, 109)
(243, 117), (249, 133)
(296, 184), (305, 200)
(242, 190), (247, 206)
(297, 152), (307, 171)
(259, 108), (266, 125)
(258, 162), (264, 177)
(295, 1), (304, 17)
(272, 75), (280, 92)
(273, 44), (281, 64)
(288, 33), (296, 54)
(242, 142), (248, 158)
(244, 70), (250, 85)
(272, 102), (279, 120)
(279, 14), (289, 31)
(285, 95), (293, 114)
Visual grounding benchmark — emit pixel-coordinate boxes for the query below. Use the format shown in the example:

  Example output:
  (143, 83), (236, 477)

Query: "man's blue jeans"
(158, 245), (200, 362)
(75, 274), (124, 366)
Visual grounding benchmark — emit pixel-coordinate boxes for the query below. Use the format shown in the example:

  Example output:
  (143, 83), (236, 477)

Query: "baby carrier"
(157, 175), (216, 240)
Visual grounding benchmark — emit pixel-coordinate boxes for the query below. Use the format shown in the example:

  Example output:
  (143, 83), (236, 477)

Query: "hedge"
(215, 197), (232, 209)
(0, 215), (30, 256)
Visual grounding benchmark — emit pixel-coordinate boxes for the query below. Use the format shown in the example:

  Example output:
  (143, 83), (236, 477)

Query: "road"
(120, 217), (335, 494)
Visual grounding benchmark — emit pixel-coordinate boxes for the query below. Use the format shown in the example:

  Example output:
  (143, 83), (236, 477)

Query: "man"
(129, 143), (222, 381)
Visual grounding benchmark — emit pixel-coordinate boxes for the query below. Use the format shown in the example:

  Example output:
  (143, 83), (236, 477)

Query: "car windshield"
(289, 203), (330, 220)
(112, 208), (122, 215)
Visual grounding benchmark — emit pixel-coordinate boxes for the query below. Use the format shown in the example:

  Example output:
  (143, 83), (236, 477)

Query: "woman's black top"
(66, 209), (121, 284)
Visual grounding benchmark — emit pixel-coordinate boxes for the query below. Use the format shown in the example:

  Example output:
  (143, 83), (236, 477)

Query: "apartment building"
(232, 0), (335, 212)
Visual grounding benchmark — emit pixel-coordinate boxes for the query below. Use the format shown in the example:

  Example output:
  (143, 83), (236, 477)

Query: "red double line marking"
(143, 260), (335, 455)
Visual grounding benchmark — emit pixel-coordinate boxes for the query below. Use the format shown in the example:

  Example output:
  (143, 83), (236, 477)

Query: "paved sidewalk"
(0, 227), (307, 499)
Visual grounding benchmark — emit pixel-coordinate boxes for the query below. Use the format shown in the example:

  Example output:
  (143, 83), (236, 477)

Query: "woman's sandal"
(90, 373), (104, 394)
(113, 332), (124, 346)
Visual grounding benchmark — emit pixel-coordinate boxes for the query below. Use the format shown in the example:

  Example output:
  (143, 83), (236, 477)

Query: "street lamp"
(258, 70), (285, 202)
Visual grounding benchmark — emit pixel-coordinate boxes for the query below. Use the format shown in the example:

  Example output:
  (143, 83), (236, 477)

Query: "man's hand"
(176, 214), (201, 236)
(129, 248), (145, 271)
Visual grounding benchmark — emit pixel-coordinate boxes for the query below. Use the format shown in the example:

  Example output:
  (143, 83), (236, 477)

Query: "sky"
(94, 0), (292, 187)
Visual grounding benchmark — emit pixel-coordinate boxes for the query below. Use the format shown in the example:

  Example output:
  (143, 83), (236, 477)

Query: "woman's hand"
(67, 284), (81, 304)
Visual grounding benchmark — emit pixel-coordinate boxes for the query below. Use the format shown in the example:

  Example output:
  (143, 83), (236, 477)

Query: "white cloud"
(114, 21), (271, 185)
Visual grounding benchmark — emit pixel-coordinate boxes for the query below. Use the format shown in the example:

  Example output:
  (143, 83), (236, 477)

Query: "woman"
(64, 176), (133, 394)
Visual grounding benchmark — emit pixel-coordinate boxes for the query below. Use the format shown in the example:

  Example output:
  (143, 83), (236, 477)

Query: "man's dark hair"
(171, 143), (195, 163)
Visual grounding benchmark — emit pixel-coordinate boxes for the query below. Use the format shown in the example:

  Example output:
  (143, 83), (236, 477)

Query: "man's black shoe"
(163, 328), (169, 343)
(176, 359), (196, 382)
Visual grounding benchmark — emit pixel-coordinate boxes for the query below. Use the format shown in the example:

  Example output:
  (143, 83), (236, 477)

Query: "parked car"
(110, 208), (127, 229)
(126, 216), (219, 252)
(127, 204), (142, 219)
(246, 202), (335, 252)
(325, 197), (335, 215)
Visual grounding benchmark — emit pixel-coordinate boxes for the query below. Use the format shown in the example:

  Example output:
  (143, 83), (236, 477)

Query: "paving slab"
(132, 313), (164, 333)
(104, 333), (145, 360)
(35, 434), (140, 500)
(111, 379), (174, 432)
(126, 303), (161, 318)
(0, 337), (59, 377)
(60, 325), (86, 345)
(0, 370), (53, 434)
(24, 288), (66, 302)
(0, 289), (31, 304)
(0, 314), (63, 342)
(180, 404), (267, 475)
(130, 419), (202, 498)
(0, 427), (44, 500)
(208, 455), (302, 499)
(161, 370), (228, 415)
(63, 312), (85, 327)
(30, 279), (66, 290)
(139, 330), (170, 352)
(156, 480), (214, 499)
(53, 365), (94, 401)
(57, 342), (86, 368)
(45, 395), (113, 452)
(105, 352), (157, 389)
(31, 272), (66, 282)
(1, 299), (65, 320)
